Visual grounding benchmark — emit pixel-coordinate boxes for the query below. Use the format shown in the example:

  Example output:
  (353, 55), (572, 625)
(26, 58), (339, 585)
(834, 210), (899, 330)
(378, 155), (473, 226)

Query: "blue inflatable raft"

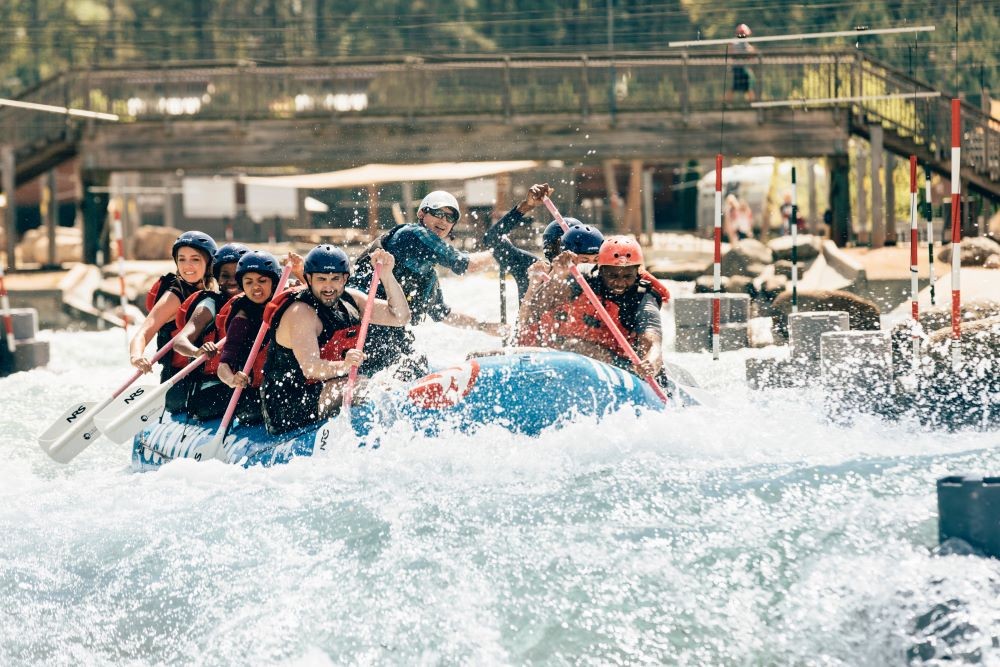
(131, 349), (699, 471)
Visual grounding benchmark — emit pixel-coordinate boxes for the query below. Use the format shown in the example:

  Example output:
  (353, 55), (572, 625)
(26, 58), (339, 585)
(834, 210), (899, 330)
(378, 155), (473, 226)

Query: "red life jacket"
(265, 288), (362, 385)
(536, 276), (662, 353)
(215, 294), (271, 388)
(640, 270), (671, 303)
(169, 290), (225, 372)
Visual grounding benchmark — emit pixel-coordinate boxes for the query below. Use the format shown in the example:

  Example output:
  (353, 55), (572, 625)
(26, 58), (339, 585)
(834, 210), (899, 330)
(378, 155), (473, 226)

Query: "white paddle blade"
(93, 384), (169, 444)
(38, 401), (101, 464)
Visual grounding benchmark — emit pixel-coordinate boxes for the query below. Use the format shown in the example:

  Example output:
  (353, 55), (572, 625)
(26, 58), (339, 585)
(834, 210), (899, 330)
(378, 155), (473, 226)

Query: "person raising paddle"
(261, 244), (409, 435)
(528, 236), (668, 380)
(349, 190), (503, 379)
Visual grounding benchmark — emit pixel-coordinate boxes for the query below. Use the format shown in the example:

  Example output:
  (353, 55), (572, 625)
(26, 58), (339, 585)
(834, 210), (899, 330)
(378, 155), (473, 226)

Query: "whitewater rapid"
(3, 276), (999, 665)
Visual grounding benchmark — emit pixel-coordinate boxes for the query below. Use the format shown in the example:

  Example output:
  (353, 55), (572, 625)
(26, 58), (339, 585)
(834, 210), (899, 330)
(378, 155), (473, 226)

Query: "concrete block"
(789, 311), (849, 361)
(6, 308), (39, 341)
(12, 339), (50, 373)
(674, 293), (750, 327)
(720, 322), (749, 351)
(675, 325), (710, 353)
(745, 357), (818, 390)
(820, 330), (892, 423)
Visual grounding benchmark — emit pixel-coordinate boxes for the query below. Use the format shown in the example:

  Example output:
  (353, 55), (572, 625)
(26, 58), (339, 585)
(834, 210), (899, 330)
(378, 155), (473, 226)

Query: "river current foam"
(2, 276), (999, 665)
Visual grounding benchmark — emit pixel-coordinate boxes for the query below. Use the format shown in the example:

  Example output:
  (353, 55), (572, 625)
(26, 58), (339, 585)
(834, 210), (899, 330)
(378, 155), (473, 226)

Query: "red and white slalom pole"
(925, 166), (936, 306)
(790, 166), (799, 314)
(0, 262), (15, 354)
(908, 156), (920, 368)
(950, 99), (962, 371)
(112, 208), (129, 336)
(712, 154), (722, 361)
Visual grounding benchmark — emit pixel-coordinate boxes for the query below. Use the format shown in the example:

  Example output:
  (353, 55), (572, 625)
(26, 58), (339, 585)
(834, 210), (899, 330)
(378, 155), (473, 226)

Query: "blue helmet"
(561, 223), (604, 255)
(236, 250), (281, 286)
(304, 244), (351, 275)
(541, 217), (585, 260)
(172, 231), (218, 263)
(213, 243), (250, 279)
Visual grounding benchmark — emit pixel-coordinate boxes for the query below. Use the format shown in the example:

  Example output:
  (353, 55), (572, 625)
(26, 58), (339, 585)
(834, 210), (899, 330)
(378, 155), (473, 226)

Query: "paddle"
(38, 337), (181, 463)
(92, 337), (227, 445)
(342, 260), (383, 415)
(202, 264), (293, 462)
(542, 197), (703, 407)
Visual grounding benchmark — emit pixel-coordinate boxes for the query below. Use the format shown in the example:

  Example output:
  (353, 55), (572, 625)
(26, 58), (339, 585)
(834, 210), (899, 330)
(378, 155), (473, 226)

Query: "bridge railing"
(2, 51), (997, 181)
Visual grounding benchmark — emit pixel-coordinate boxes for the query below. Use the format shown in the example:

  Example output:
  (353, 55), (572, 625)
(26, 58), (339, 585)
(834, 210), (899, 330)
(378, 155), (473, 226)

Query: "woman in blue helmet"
(349, 190), (503, 378)
(262, 244), (410, 435)
(130, 231), (218, 380)
(209, 250), (285, 423)
(168, 242), (249, 420)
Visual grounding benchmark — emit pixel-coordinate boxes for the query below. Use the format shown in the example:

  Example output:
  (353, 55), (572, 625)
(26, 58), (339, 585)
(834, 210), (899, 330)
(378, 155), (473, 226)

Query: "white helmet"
(418, 191), (461, 218)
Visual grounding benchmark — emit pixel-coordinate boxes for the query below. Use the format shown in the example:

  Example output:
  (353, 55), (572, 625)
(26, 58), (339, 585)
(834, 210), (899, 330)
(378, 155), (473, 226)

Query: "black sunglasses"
(423, 207), (460, 224)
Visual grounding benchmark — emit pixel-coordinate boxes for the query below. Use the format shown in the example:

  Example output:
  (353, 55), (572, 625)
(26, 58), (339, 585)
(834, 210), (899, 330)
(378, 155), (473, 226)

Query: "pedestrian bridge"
(3, 49), (997, 198)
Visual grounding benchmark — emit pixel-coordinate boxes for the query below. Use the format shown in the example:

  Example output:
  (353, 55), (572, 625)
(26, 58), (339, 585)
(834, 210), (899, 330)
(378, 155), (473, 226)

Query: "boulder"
(719, 239), (773, 278)
(937, 236), (1000, 267)
(17, 226), (83, 264)
(773, 260), (806, 280)
(694, 275), (728, 293)
(768, 234), (821, 262)
(725, 275), (755, 295)
(771, 289), (880, 339)
(130, 226), (184, 261)
(919, 299), (1000, 335)
(985, 254), (1000, 270)
(648, 261), (710, 282)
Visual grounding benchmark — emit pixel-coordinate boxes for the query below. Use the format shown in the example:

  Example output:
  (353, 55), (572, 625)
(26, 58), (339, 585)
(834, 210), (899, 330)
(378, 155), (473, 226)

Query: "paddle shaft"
(343, 260), (383, 412)
(542, 196), (669, 404)
(213, 265), (293, 444)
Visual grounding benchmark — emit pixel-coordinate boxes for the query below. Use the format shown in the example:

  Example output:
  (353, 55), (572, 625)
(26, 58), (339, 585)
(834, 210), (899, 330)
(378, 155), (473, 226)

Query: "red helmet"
(597, 236), (644, 267)
(736, 24), (752, 38)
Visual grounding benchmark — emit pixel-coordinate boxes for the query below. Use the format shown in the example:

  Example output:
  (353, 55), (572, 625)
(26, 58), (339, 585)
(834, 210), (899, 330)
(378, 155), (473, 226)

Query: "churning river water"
(3, 276), (999, 666)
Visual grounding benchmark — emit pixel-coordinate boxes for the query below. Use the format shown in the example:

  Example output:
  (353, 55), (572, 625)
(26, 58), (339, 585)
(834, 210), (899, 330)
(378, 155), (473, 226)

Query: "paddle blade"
(38, 401), (101, 464)
(93, 384), (168, 444)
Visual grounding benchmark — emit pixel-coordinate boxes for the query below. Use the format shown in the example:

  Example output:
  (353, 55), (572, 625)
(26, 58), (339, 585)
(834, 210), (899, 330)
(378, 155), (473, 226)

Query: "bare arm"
(172, 301), (217, 357)
(441, 310), (507, 337)
(527, 251), (577, 314)
(129, 292), (182, 372)
(285, 303), (360, 381)
(633, 331), (663, 377)
(464, 250), (497, 273)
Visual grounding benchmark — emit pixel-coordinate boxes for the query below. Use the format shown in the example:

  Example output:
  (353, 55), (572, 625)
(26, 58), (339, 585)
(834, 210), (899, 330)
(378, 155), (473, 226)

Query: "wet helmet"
(736, 23), (752, 38)
(418, 191), (461, 223)
(597, 236), (645, 267)
(213, 243), (250, 279)
(542, 220), (566, 247)
(304, 244), (351, 275)
(561, 224), (604, 255)
(172, 231), (218, 262)
(236, 249), (281, 286)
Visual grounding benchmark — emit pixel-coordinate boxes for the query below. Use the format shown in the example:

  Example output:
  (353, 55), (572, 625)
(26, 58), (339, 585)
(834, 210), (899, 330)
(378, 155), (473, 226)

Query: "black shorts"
(732, 67), (752, 92)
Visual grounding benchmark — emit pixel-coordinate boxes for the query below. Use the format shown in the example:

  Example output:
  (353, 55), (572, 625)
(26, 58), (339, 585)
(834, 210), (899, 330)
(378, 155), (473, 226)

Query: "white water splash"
(2, 276), (998, 665)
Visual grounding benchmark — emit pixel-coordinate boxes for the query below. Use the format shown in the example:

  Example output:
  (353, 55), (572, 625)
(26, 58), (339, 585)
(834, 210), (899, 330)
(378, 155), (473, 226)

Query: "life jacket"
(536, 276), (663, 353)
(213, 294), (272, 388)
(145, 273), (203, 382)
(263, 288), (362, 385)
(640, 270), (671, 304)
(169, 290), (226, 372)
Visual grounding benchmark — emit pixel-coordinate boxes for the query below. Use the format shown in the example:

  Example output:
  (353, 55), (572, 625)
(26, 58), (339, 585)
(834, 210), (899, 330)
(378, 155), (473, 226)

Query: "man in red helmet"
(527, 235), (668, 380)
(726, 23), (756, 103)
